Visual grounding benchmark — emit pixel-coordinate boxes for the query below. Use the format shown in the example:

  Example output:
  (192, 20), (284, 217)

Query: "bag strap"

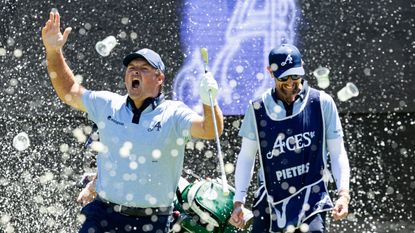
(176, 187), (184, 204)
(187, 180), (206, 205)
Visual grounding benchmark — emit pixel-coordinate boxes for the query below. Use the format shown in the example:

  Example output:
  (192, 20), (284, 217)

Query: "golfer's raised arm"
(42, 10), (86, 112)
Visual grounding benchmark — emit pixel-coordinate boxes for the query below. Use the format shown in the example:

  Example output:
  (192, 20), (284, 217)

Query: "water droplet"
(13, 49), (23, 58)
(121, 17), (129, 25)
(7, 38), (15, 46)
(224, 163), (234, 174)
(129, 161), (138, 170)
(78, 28), (86, 35)
(229, 79), (237, 88)
(12, 132), (30, 151)
(256, 72), (265, 81)
(152, 149), (162, 159)
(236, 65), (244, 73)
(0, 48), (6, 56)
(130, 32), (138, 40)
(84, 22), (92, 30)
(9, 78), (18, 86)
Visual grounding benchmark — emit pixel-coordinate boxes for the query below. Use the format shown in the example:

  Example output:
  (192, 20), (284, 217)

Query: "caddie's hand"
(229, 202), (245, 229)
(76, 179), (97, 207)
(198, 72), (218, 106)
(331, 193), (350, 221)
(41, 9), (72, 52)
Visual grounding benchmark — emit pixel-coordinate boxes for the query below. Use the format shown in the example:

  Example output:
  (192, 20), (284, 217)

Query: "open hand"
(41, 9), (72, 52)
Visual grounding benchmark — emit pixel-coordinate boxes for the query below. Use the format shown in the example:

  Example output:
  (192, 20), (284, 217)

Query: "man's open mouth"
(132, 80), (140, 88)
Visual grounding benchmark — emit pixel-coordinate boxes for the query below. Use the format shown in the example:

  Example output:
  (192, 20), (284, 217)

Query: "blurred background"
(0, 0), (414, 232)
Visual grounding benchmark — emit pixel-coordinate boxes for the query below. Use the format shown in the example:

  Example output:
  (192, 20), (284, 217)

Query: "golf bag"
(171, 178), (252, 233)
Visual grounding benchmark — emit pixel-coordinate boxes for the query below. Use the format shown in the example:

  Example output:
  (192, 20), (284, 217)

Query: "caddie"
(229, 44), (351, 233)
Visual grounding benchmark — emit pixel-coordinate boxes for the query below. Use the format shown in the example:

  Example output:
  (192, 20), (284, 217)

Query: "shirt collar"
(126, 93), (165, 124)
(126, 93), (165, 113)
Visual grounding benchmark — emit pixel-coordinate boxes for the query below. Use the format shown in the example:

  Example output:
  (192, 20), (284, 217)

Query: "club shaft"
(208, 91), (229, 195)
(201, 47), (229, 195)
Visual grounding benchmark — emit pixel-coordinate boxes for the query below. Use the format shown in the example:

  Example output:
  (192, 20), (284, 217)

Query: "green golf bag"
(172, 178), (252, 233)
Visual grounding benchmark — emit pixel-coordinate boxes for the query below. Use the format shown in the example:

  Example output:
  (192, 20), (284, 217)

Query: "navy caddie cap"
(268, 44), (305, 79)
(123, 48), (165, 72)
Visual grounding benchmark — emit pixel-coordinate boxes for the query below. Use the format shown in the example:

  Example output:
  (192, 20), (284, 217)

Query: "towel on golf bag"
(173, 178), (250, 233)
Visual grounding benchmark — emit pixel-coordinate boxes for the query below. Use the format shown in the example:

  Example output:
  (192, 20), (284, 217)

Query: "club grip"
(200, 48), (209, 65)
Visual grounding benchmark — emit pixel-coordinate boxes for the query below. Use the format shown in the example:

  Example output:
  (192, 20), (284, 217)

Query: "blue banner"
(173, 0), (300, 115)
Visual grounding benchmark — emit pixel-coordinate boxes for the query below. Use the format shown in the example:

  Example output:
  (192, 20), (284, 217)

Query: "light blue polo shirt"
(239, 82), (344, 142)
(82, 90), (198, 208)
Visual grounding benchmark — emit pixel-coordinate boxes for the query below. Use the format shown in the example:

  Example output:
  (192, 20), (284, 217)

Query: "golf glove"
(199, 72), (218, 106)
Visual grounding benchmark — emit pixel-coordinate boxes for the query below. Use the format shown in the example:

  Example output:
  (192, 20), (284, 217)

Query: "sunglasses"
(276, 75), (302, 82)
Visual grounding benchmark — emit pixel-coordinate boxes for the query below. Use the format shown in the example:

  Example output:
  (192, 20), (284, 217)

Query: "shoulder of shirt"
(88, 90), (123, 98)
(159, 99), (191, 110)
(87, 90), (126, 106)
(162, 99), (184, 106)
(315, 89), (335, 103)
(250, 88), (272, 104)
(311, 88), (338, 110)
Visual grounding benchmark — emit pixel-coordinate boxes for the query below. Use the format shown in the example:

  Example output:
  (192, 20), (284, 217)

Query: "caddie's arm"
(328, 137), (351, 220)
(42, 10), (86, 112)
(190, 72), (224, 140)
(229, 137), (257, 228)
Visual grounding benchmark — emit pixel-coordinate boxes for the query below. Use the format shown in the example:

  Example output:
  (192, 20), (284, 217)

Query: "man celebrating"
(229, 44), (350, 232)
(42, 10), (223, 233)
